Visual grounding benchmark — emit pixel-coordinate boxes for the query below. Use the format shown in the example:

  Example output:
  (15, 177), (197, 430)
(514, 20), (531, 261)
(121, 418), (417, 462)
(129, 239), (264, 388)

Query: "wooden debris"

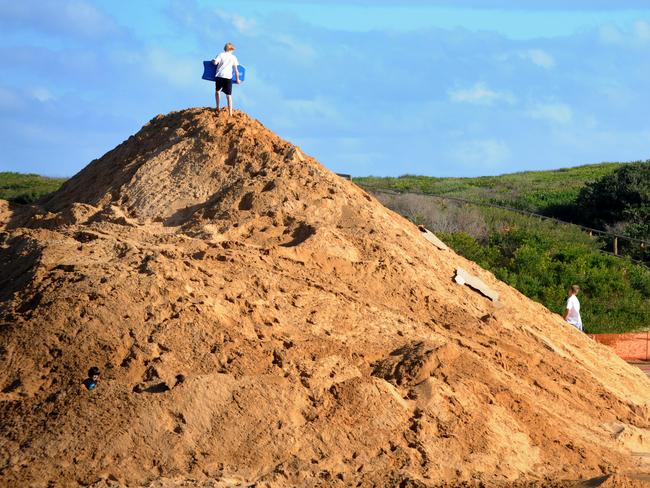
(454, 267), (500, 302)
(418, 225), (449, 251)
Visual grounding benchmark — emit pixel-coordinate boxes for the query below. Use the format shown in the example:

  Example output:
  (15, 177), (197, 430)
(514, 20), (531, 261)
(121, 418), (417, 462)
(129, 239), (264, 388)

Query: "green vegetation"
(355, 162), (626, 214)
(440, 222), (650, 334)
(0, 172), (66, 204)
(372, 187), (650, 334)
(576, 162), (650, 241)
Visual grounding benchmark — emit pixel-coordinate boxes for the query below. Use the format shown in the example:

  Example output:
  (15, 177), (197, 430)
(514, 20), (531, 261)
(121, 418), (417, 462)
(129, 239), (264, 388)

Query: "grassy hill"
(357, 162), (650, 334)
(355, 162), (626, 214)
(0, 172), (66, 203)
(370, 190), (650, 334)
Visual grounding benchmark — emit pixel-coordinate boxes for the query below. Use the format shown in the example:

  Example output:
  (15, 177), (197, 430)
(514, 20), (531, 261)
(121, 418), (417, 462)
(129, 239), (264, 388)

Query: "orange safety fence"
(588, 332), (650, 361)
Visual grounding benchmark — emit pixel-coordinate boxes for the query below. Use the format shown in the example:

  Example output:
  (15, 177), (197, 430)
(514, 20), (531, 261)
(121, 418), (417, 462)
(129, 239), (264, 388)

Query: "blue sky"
(1, 1), (649, 177)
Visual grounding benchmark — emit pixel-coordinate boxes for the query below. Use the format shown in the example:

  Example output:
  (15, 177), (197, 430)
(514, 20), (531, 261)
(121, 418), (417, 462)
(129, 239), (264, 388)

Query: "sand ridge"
(0, 108), (649, 487)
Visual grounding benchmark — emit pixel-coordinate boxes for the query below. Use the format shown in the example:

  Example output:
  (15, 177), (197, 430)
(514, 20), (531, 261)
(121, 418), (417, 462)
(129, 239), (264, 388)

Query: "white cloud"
(32, 87), (54, 102)
(267, 96), (341, 130)
(448, 82), (516, 105)
(520, 49), (555, 69)
(262, 0), (650, 8)
(3, 0), (650, 178)
(448, 139), (511, 166)
(214, 10), (257, 34)
(146, 48), (199, 88)
(0, 86), (23, 110)
(285, 97), (339, 119)
(274, 34), (317, 60)
(594, 81), (635, 107)
(599, 24), (624, 44)
(0, 0), (122, 39)
(232, 15), (257, 34)
(527, 102), (573, 124)
(599, 20), (650, 45)
(634, 20), (650, 41)
(60, 0), (115, 37)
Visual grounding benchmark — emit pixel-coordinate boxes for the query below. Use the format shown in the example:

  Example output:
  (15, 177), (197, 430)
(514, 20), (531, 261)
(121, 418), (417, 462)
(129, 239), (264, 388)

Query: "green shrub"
(0, 172), (66, 203)
(355, 162), (625, 214)
(377, 190), (650, 334)
(360, 162), (650, 333)
(455, 227), (650, 333)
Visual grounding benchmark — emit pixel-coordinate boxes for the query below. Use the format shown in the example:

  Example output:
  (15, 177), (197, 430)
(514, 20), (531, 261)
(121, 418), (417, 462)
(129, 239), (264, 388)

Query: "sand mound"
(1, 108), (649, 487)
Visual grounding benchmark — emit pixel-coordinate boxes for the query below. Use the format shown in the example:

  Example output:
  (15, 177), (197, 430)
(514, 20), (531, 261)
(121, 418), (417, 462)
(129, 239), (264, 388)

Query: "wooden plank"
(454, 267), (500, 302)
(418, 225), (449, 251)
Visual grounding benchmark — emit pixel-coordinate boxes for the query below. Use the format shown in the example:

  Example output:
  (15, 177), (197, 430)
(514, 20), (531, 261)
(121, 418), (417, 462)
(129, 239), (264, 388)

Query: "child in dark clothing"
(82, 366), (100, 390)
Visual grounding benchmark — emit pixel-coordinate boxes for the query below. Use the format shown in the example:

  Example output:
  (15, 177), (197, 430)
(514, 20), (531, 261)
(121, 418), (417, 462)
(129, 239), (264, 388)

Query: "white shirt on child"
(213, 52), (238, 79)
(565, 295), (583, 331)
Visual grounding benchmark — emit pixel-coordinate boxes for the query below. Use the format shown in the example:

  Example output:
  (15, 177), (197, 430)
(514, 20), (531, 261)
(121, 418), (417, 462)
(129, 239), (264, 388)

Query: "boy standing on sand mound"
(212, 42), (241, 116)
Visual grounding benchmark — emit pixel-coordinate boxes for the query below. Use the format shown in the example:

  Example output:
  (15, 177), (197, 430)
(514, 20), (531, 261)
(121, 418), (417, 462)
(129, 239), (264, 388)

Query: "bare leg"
(226, 94), (233, 116)
(215, 89), (220, 111)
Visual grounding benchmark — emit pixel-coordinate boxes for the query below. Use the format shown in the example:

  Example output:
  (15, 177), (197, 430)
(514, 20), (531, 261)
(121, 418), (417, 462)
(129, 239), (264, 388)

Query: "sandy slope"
(0, 108), (648, 487)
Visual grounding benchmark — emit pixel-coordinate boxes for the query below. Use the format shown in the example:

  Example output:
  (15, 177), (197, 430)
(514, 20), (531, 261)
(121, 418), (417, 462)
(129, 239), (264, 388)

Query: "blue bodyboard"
(202, 61), (245, 82)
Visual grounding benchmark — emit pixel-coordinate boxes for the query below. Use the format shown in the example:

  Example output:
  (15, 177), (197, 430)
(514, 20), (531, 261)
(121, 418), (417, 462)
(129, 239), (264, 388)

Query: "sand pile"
(1, 108), (649, 487)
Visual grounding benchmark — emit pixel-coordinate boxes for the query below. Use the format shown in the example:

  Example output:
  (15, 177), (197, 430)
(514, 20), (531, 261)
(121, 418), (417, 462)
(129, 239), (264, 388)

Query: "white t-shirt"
(565, 295), (583, 331)
(213, 51), (238, 79)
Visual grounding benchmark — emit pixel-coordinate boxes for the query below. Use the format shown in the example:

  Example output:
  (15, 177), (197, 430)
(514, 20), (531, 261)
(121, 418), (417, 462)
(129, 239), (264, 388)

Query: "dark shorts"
(215, 76), (233, 95)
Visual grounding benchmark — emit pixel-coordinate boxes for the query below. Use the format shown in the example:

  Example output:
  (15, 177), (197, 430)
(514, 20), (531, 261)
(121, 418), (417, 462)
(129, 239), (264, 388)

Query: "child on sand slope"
(82, 366), (100, 390)
(212, 42), (241, 116)
(563, 284), (583, 332)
